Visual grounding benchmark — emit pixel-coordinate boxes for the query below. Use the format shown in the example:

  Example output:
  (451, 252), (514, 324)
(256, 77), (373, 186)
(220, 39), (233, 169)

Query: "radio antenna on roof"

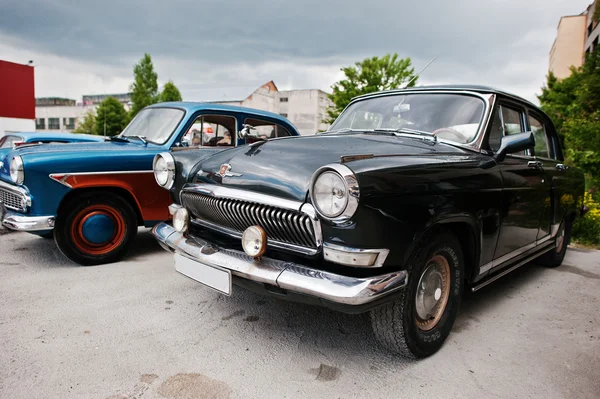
(403, 56), (437, 89)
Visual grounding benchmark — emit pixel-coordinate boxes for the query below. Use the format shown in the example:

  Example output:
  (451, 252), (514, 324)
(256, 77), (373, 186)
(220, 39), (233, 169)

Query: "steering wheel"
(431, 128), (468, 143)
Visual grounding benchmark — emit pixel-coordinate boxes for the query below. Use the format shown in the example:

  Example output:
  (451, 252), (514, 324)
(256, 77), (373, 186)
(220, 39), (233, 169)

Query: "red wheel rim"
(70, 205), (126, 255)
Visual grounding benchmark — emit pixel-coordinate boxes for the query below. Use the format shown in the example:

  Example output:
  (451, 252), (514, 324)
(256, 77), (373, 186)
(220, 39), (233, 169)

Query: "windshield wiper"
(123, 135), (147, 144)
(372, 128), (434, 137)
(106, 136), (129, 142)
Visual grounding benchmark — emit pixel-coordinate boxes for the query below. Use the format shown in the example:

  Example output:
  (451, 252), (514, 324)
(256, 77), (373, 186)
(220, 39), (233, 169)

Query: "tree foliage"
(160, 80), (182, 102)
(325, 54), (417, 123)
(539, 48), (600, 186)
(130, 53), (159, 117)
(73, 109), (96, 134)
(94, 97), (129, 136)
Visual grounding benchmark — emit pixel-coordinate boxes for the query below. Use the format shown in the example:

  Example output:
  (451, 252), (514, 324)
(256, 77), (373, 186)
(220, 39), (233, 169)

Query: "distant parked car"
(0, 103), (299, 265)
(152, 86), (586, 358)
(0, 132), (103, 156)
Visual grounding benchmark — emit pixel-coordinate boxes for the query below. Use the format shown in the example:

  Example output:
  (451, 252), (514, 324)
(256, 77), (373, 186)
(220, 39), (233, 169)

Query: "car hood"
(0, 140), (156, 185)
(193, 133), (469, 202)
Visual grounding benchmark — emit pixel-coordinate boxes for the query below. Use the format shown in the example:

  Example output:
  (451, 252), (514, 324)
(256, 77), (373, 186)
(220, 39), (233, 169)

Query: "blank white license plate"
(174, 254), (232, 295)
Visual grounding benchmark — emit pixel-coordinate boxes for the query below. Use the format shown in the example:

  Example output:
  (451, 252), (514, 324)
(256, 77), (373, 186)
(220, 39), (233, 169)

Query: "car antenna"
(402, 56), (437, 89)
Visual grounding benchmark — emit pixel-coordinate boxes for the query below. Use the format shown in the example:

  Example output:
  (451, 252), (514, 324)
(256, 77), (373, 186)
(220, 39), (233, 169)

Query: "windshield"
(120, 107), (184, 144)
(330, 93), (485, 144)
(0, 135), (23, 148)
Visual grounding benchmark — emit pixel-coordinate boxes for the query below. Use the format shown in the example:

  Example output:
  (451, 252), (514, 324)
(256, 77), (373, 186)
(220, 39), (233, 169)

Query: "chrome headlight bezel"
(153, 152), (176, 190)
(309, 164), (359, 224)
(10, 155), (24, 185)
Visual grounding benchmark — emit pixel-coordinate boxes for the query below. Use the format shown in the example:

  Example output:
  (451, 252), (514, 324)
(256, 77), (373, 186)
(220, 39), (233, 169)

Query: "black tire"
(536, 219), (571, 268)
(54, 192), (138, 266)
(370, 230), (464, 358)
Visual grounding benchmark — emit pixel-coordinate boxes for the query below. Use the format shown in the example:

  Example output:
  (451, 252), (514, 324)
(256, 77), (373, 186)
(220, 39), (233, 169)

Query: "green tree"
(325, 53), (417, 123)
(160, 80), (182, 102)
(130, 53), (159, 117)
(94, 97), (129, 136)
(73, 109), (96, 134)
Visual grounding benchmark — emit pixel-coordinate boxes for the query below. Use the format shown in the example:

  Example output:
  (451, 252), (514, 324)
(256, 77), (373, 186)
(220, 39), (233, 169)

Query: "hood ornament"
(216, 163), (242, 178)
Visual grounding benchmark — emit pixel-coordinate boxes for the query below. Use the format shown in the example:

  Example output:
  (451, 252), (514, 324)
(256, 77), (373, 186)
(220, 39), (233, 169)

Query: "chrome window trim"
(182, 113), (239, 148)
(323, 242), (390, 267)
(309, 163), (360, 224)
(179, 185), (323, 251)
(0, 179), (31, 212)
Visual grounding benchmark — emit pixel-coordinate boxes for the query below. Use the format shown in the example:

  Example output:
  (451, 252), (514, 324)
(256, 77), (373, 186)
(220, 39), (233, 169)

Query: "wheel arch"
(57, 186), (144, 226)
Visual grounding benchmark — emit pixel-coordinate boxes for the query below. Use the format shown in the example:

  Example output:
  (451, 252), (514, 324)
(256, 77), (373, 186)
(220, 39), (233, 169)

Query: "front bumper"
(1, 207), (55, 231)
(152, 222), (408, 307)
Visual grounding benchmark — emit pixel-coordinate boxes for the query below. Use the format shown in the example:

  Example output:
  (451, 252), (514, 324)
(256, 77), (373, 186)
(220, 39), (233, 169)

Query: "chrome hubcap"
(415, 255), (451, 331)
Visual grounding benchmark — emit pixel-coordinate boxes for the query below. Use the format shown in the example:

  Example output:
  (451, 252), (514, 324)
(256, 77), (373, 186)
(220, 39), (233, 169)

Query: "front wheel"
(54, 192), (138, 265)
(370, 231), (464, 358)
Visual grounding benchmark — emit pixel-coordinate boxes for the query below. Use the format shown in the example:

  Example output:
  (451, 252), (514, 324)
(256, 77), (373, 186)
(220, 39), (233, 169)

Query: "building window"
(63, 117), (76, 130)
(279, 113), (288, 118)
(279, 97), (288, 102)
(35, 118), (46, 130)
(48, 118), (60, 130)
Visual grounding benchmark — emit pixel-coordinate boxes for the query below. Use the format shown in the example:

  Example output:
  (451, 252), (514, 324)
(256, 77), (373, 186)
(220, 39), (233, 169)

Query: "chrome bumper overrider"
(152, 222), (408, 306)
(1, 209), (55, 231)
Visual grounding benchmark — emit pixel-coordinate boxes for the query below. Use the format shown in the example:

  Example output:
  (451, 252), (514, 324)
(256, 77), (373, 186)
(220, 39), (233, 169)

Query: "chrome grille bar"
(181, 190), (319, 253)
(0, 188), (26, 212)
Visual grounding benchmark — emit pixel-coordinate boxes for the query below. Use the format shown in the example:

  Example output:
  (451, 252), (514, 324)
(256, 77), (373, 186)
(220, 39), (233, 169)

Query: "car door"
(526, 110), (570, 242)
(486, 101), (547, 262)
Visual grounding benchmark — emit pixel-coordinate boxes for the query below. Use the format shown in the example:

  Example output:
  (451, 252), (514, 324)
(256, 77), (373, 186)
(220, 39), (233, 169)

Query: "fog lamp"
(242, 225), (267, 258)
(173, 208), (189, 233)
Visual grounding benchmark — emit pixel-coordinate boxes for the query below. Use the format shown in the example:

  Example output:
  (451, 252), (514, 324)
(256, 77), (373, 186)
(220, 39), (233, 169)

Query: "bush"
(572, 192), (600, 246)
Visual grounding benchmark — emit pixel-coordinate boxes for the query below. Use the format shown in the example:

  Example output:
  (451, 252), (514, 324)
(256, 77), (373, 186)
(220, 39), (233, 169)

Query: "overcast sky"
(0, 0), (592, 103)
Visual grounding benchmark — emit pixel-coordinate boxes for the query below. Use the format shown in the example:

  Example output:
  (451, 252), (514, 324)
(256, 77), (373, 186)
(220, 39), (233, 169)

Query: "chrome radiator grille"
(181, 191), (317, 250)
(0, 187), (25, 211)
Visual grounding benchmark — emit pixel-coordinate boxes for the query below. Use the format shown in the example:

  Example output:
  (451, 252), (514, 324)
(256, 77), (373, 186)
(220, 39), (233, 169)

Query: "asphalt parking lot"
(1, 228), (599, 399)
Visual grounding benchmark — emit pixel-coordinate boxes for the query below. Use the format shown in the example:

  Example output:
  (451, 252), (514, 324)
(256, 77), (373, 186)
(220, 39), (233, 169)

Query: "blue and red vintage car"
(0, 131), (104, 157)
(0, 103), (299, 265)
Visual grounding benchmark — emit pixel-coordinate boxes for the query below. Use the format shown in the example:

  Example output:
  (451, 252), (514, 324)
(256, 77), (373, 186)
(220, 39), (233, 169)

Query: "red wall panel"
(0, 60), (35, 120)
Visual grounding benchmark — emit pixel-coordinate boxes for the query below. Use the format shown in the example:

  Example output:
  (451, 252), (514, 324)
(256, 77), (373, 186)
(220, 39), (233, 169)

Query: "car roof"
(147, 102), (294, 125)
(6, 132), (103, 141)
(352, 84), (539, 110)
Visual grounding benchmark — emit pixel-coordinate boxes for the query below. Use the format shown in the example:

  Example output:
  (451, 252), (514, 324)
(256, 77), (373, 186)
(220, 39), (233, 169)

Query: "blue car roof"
(147, 102), (293, 124)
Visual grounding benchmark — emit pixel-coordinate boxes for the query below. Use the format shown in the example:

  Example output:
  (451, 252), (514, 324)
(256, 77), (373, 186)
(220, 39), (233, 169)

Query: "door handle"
(556, 163), (567, 171)
(528, 161), (543, 169)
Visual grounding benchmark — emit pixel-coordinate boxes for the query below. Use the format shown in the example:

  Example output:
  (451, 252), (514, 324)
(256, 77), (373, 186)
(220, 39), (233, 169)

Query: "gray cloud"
(0, 0), (592, 102)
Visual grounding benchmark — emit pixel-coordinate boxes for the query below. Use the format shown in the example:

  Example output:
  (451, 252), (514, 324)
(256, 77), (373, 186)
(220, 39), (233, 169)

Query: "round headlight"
(310, 164), (360, 223)
(173, 207), (189, 233)
(313, 171), (348, 217)
(241, 226), (267, 258)
(10, 156), (24, 185)
(153, 152), (175, 189)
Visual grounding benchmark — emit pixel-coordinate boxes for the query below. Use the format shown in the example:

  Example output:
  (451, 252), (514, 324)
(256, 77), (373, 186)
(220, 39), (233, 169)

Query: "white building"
(213, 81), (333, 135)
(35, 93), (132, 133)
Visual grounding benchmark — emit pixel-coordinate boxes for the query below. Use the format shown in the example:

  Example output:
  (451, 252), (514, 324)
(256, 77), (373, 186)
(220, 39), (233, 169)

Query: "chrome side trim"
(479, 242), (537, 274)
(190, 217), (319, 256)
(2, 210), (55, 231)
(472, 242), (554, 292)
(152, 222), (408, 306)
(49, 170), (154, 187)
(323, 242), (389, 268)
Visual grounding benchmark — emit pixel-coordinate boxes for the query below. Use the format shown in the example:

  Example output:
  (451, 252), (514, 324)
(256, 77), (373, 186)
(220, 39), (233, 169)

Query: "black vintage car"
(151, 85), (585, 357)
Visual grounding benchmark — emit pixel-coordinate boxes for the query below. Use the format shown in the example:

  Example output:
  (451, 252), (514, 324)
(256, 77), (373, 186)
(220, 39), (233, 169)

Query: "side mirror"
(494, 131), (535, 162)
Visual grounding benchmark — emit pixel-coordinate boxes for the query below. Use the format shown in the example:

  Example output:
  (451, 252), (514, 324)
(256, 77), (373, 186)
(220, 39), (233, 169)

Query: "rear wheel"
(54, 192), (137, 265)
(370, 231), (464, 358)
(536, 219), (571, 268)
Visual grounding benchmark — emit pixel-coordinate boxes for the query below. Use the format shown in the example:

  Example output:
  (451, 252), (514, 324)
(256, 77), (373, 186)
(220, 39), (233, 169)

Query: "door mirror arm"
(493, 131), (535, 162)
